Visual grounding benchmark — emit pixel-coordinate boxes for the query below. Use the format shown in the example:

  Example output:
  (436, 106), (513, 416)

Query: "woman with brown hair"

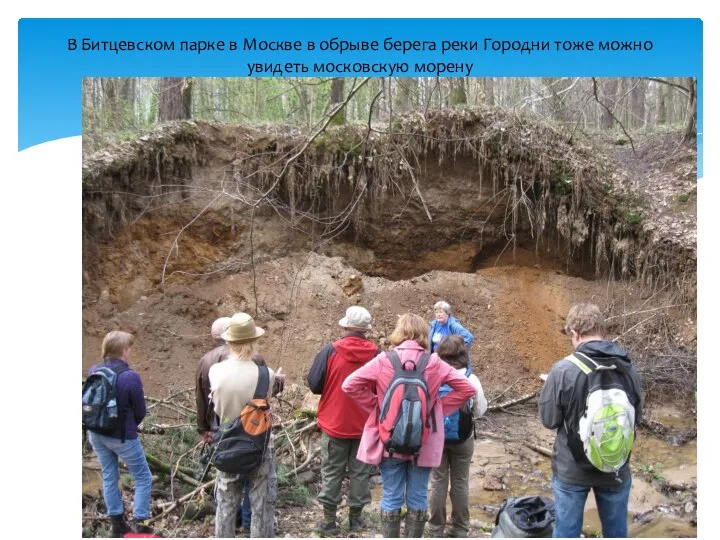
(342, 314), (475, 537)
(427, 334), (488, 538)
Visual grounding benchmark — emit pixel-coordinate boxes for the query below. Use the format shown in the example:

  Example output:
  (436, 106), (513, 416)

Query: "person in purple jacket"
(86, 331), (155, 537)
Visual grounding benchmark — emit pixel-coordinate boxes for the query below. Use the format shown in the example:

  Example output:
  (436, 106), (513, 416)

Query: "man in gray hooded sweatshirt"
(539, 303), (643, 538)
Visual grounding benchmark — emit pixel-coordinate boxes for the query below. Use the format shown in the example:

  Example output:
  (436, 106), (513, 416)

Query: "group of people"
(85, 300), (643, 539)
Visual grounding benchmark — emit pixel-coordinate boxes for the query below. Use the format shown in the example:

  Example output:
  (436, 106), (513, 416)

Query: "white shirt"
(454, 367), (488, 417)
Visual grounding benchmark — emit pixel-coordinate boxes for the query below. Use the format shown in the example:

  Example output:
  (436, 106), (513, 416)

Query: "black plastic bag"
(491, 496), (555, 538)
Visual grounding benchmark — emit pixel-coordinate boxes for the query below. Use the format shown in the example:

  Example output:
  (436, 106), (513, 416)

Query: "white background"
(3, 2), (713, 538)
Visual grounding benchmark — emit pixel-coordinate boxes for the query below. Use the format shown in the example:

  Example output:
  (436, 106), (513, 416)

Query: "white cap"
(338, 306), (372, 331)
(211, 317), (232, 340)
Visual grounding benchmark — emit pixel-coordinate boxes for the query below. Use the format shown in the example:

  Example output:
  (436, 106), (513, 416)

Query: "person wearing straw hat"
(197, 316), (285, 535)
(307, 306), (379, 534)
(209, 312), (277, 538)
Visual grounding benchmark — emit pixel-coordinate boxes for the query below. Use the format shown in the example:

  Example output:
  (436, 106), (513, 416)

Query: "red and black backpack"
(378, 350), (435, 456)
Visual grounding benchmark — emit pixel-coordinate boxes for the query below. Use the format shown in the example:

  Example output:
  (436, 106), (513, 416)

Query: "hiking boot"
(315, 520), (340, 536)
(316, 504), (339, 536)
(381, 510), (402, 538)
(132, 519), (157, 535)
(405, 509), (427, 538)
(108, 514), (130, 537)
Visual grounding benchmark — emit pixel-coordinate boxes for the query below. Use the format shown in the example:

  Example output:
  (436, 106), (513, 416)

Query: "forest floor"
(81, 127), (697, 538)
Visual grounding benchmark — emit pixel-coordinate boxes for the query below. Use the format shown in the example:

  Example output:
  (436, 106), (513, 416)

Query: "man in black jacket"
(539, 303), (643, 538)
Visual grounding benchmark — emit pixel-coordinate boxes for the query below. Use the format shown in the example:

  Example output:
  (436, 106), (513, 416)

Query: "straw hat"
(220, 312), (265, 342)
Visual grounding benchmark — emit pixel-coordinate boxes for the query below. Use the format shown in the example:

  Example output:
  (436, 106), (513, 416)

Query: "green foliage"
(640, 462), (666, 483)
(633, 461), (666, 484)
(275, 463), (311, 506)
(615, 192), (647, 226)
(625, 212), (644, 224)
(550, 167), (574, 196)
(674, 188), (695, 205)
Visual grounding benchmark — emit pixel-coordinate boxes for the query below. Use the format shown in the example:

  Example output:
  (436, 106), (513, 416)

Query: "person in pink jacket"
(342, 313), (475, 538)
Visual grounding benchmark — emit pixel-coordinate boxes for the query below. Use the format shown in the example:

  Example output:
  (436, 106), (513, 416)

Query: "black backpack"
(210, 365), (273, 474)
(82, 364), (129, 440)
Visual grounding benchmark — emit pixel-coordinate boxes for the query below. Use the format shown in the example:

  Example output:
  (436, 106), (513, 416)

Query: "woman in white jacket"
(427, 334), (488, 538)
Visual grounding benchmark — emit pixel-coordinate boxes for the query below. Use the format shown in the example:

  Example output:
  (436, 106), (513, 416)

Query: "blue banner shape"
(19, 18), (702, 153)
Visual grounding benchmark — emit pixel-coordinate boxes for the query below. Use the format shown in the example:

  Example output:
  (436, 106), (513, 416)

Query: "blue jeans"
(88, 432), (153, 520)
(552, 476), (631, 538)
(379, 457), (432, 512)
(236, 477), (251, 528)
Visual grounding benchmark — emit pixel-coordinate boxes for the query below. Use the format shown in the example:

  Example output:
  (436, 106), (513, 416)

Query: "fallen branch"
(489, 377), (535, 404)
(488, 390), (539, 412)
(146, 396), (196, 416)
(150, 478), (216, 522)
(138, 423), (196, 435)
(287, 444), (319, 476)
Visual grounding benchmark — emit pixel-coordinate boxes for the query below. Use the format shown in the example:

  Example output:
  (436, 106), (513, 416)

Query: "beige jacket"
(209, 357), (276, 424)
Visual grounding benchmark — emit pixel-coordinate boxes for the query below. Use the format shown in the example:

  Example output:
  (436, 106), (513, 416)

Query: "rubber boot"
(109, 514), (130, 537)
(348, 506), (366, 531)
(405, 509), (428, 538)
(316, 504), (340, 536)
(381, 510), (402, 538)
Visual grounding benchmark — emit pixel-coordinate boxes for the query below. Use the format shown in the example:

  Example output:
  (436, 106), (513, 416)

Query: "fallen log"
(487, 389), (540, 412)
(145, 454), (200, 487)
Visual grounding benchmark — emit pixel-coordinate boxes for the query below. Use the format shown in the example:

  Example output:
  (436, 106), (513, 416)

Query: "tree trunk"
(630, 78), (647, 128)
(450, 79), (467, 105)
(395, 78), (417, 112)
(656, 82), (668, 125)
(329, 78), (345, 124)
(684, 77), (697, 140)
(483, 77), (495, 105)
(158, 77), (191, 122)
(600, 78), (618, 130)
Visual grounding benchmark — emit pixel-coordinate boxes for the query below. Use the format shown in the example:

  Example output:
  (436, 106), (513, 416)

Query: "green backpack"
(566, 352), (636, 473)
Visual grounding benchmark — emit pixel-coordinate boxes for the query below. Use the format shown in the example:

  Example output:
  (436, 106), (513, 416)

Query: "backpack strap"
(415, 352), (431, 372)
(565, 353), (593, 375)
(567, 351), (618, 374)
(386, 350), (403, 371)
(253, 365), (270, 399)
(106, 363), (131, 443)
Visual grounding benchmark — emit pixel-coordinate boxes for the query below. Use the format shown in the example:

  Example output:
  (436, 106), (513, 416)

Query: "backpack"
(439, 366), (475, 444)
(210, 365), (273, 474)
(378, 350), (435, 456)
(491, 496), (555, 538)
(566, 351), (636, 473)
(82, 364), (130, 440)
